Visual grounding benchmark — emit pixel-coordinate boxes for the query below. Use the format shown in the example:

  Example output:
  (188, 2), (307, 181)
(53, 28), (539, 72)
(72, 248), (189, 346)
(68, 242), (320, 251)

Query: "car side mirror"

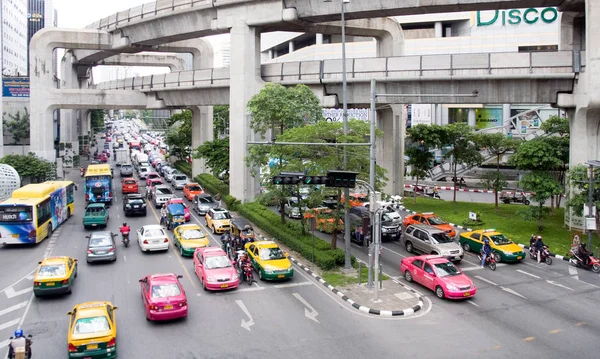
(177, 275), (183, 279)
(285, 252), (289, 257)
(85, 235), (90, 239)
(66, 311), (73, 316)
(112, 306), (118, 310)
(73, 259), (78, 262)
(38, 261), (42, 264)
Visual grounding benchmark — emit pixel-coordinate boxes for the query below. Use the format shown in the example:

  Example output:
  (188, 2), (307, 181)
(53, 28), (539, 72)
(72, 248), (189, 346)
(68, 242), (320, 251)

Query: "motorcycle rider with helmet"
(8, 329), (32, 359)
(577, 242), (592, 267)
(481, 238), (492, 268)
(534, 235), (546, 263)
(119, 222), (131, 243)
(238, 253), (253, 282)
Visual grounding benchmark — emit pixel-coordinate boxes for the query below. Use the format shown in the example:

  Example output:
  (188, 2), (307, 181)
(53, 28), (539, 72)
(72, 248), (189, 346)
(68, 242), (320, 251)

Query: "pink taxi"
(167, 198), (191, 222)
(139, 273), (188, 321)
(193, 247), (240, 291)
(400, 255), (476, 300)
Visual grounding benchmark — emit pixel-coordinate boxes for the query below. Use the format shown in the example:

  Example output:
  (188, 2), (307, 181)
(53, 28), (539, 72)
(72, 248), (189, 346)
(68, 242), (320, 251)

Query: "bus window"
(67, 184), (75, 204)
(37, 198), (51, 226)
(0, 206), (33, 222)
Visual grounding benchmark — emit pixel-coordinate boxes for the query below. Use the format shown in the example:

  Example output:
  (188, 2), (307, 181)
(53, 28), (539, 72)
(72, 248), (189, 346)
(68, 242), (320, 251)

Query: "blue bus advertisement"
(85, 175), (113, 203)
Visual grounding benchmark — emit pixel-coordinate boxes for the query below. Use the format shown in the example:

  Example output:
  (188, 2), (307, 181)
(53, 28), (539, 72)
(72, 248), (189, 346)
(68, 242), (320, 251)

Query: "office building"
(2, 0), (28, 76)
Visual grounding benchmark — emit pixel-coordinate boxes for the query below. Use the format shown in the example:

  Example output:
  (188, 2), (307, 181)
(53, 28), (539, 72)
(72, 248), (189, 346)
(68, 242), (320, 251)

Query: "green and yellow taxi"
(459, 229), (526, 263)
(67, 301), (118, 359)
(173, 224), (210, 257)
(33, 256), (78, 297)
(245, 241), (294, 281)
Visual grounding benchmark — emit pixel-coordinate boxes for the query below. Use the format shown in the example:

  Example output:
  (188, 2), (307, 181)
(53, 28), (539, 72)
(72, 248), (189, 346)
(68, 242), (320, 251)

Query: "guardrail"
(94, 50), (578, 91)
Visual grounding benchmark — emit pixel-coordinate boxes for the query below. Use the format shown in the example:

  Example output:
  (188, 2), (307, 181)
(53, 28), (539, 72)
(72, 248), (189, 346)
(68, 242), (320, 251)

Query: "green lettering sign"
(476, 7), (558, 26)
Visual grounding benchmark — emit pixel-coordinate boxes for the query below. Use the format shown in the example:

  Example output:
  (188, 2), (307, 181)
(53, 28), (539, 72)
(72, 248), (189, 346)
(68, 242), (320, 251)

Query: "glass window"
(151, 283), (181, 298)
(489, 234), (511, 245)
(198, 196), (214, 204)
(181, 229), (204, 240)
(144, 228), (165, 237)
(259, 247), (286, 261)
(73, 316), (110, 334)
(423, 264), (434, 275)
(427, 216), (447, 225)
(431, 232), (454, 244)
(205, 255), (232, 269)
(37, 264), (67, 278)
(434, 262), (461, 277)
(470, 233), (481, 240)
(37, 198), (51, 225)
(412, 259), (423, 268)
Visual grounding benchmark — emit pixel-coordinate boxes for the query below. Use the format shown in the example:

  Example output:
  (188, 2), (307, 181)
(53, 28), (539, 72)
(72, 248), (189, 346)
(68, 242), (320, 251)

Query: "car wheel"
(180, 246), (184, 257)
(524, 200), (531, 205)
(435, 286), (445, 299)
(67, 286), (72, 295)
(404, 270), (412, 282)
(462, 242), (471, 252)
(202, 279), (208, 291)
(405, 241), (414, 253)
(47, 224), (53, 239)
(258, 269), (264, 280)
(493, 252), (502, 263)
(212, 225), (216, 234)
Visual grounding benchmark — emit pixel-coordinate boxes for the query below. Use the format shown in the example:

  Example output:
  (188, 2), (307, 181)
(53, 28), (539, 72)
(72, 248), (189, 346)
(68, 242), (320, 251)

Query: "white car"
(165, 168), (181, 182)
(172, 175), (189, 189)
(137, 225), (170, 252)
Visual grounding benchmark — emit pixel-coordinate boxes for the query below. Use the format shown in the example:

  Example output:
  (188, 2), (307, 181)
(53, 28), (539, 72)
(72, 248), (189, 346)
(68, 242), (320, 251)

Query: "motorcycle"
(121, 232), (130, 247)
(80, 168), (85, 178)
(569, 249), (600, 273)
(477, 253), (497, 271)
(529, 245), (552, 265)
(242, 265), (254, 285)
(7, 334), (33, 359)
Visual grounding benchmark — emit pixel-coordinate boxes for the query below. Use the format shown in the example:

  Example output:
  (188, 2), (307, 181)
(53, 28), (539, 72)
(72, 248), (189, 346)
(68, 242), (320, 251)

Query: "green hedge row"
(173, 160), (192, 177)
(194, 174), (240, 210)
(237, 202), (345, 270)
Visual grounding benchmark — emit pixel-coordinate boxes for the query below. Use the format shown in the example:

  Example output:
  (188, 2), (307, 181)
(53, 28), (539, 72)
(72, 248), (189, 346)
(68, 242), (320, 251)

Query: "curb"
(288, 255), (424, 317)
(517, 244), (571, 261)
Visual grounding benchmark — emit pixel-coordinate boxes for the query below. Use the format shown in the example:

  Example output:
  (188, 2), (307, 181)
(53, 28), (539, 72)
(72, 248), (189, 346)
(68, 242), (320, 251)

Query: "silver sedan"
(86, 231), (118, 263)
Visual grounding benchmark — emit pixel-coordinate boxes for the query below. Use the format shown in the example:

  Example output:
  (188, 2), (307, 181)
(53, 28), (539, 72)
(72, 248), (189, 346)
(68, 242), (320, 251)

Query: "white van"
(135, 153), (149, 167)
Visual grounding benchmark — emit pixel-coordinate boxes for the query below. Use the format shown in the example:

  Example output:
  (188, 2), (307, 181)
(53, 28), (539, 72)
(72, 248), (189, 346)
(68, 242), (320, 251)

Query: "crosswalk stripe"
(0, 301), (28, 317)
(0, 338), (10, 349)
(0, 318), (20, 331)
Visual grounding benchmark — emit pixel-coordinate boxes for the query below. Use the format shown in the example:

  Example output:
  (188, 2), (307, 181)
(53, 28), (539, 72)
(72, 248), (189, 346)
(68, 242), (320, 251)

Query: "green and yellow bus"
(0, 181), (76, 245)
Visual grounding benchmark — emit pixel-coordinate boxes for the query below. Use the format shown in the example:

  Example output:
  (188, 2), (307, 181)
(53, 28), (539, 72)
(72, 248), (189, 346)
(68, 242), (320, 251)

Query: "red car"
(145, 172), (161, 186)
(122, 178), (139, 194)
(98, 154), (108, 163)
(400, 255), (476, 300)
(167, 198), (191, 222)
(139, 273), (188, 321)
(193, 247), (239, 291)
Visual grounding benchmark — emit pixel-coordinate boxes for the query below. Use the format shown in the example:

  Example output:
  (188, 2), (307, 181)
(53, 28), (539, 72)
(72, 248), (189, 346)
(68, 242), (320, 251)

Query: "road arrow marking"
(546, 280), (574, 291)
(292, 293), (319, 323)
(516, 269), (540, 279)
(235, 300), (254, 331)
(474, 275), (497, 286)
(500, 286), (527, 299)
(5, 286), (32, 299)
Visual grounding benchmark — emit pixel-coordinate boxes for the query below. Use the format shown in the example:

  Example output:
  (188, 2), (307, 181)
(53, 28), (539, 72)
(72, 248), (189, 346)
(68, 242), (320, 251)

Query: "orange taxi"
(403, 212), (457, 238)
(121, 178), (139, 194)
(183, 183), (204, 201)
(304, 207), (343, 233)
(341, 193), (369, 207)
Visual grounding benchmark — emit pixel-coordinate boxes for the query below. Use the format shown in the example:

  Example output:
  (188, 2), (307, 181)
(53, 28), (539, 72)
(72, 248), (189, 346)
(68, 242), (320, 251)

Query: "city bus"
(0, 181), (76, 245)
(85, 164), (113, 203)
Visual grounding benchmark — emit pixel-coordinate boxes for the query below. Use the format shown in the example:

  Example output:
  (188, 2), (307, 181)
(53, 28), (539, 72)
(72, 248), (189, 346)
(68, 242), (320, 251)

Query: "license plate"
(86, 344), (98, 350)
(164, 305), (173, 310)
(134, 206), (139, 208)
(220, 284), (229, 288)
(12, 234), (19, 238)
(97, 251), (107, 255)
(463, 292), (470, 297)
(46, 282), (55, 286)
(517, 256), (522, 260)
(92, 224), (97, 227)
(278, 274), (285, 278)
(153, 240), (160, 244)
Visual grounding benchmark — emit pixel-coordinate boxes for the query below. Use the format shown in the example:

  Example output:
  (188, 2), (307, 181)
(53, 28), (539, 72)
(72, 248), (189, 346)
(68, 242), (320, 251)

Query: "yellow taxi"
(205, 208), (231, 234)
(459, 229), (526, 263)
(245, 241), (294, 281)
(33, 256), (78, 297)
(67, 301), (118, 359)
(173, 224), (210, 257)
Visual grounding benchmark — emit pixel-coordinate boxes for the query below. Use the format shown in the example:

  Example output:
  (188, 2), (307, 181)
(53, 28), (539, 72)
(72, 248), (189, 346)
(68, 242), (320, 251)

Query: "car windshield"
(352, 196), (368, 203)
(73, 316), (110, 335)
(213, 212), (230, 220)
(489, 234), (512, 245)
(124, 180), (136, 185)
(128, 199), (144, 205)
(144, 228), (166, 237)
(174, 175), (187, 181)
(431, 232), (454, 244)
(38, 264), (66, 278)
(122, 165), (132, 170)
(198, 196), (214, 204)
(148, 174), (159, 179)
(181, 229), (204, 240)
(156, 188), (173, 195)
(259, 247), (286, 261)
(140, 168), (148, 172)
(188, 186), (202, 192)
(434, 262), (461, 278)
(205, 255), (232, 269)
(428, 216), (447, 225)
(90, 236), (112, 247)
(151, 283), (181, 298)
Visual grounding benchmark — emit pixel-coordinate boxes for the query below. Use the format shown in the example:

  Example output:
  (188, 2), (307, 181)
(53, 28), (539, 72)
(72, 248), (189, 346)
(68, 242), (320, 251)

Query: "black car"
(348, 206), (401, 245)
(123, 194), (147, 216)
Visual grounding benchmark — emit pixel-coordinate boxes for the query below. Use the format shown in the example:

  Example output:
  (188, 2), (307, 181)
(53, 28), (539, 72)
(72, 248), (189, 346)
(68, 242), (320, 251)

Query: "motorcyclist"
(529, 234), (536, 249)
(160, 205), (168, 227)
(239, 253), (253, 281)
(8, 329), (31, 359)
(481, 238), (492, 268)
(119, 223), (131, 242)
(577, 242), (592, 267)
(220, 230), (231, 252)
(80, 166), (85, 177)
(534, 235), (546, 263)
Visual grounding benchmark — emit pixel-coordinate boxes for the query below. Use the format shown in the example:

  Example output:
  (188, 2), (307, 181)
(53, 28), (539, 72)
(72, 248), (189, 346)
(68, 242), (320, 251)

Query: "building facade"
(2, 0), (28, 77)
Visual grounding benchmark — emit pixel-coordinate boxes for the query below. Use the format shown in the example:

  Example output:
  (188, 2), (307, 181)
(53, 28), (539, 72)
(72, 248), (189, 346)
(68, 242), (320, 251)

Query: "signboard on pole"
(322, 108), (369, 122)
(2, 77), (30, 97)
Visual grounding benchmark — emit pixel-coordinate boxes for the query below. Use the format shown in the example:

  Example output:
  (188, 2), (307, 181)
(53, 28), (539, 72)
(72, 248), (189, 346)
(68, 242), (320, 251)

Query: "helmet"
(122, 222), (127, 227)
(484, 238), (490, 244)
(14, 329), (23, 338)
(582, 243), (587, 248)
(537, 236), (542, 240)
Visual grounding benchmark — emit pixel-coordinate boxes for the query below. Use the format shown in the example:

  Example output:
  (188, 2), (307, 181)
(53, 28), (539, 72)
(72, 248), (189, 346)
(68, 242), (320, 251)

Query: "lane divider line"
(516, 269), (541, 279)
(0, 301), (28, 317)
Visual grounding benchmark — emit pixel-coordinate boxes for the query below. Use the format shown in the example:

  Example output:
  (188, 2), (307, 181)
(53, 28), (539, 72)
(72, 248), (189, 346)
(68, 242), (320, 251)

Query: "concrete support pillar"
(468, 108), (476, 128)
(376, 105), (405, 196)
(502, 104), (511, 135)
(229, 21), (263, 202)
(434, 22), (443, 38)
(435, 104), (443, 125)
(316, 33), (324, 45)
(268, 49), (273, 59)
(191, 106), (214, 177)
(568, 107), (600, 166)
(288, 41), (295, 53)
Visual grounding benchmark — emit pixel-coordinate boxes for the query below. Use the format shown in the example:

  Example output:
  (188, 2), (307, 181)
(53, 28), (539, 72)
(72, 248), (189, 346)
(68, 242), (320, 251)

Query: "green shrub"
(173, 160), (192, 177)
(256, 192), (279, 207)
(195, 174), (229, 197)
(224, 195), (241, 211)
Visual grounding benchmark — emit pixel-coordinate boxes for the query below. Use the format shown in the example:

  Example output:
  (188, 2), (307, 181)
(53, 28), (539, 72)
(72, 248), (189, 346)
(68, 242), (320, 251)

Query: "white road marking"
(292, 292), (320, 323)
(568, 265), (579, 280)
(4, 287), (32, 299)
(467, 300), (480, 307)
(0, 301), (28, 317)
(516, 269), (541, 279)
(235, 300), (255, 331)
(0, 269), (37, 295)
(546, 280), (574, 291)
(273, 281), (313, 289)
(123, 255), (127, 262)
(474, 275), (498, 286)
(0, 339), (9, 349)
(500, 287), (527, 299)
(0, 318), (20, 331)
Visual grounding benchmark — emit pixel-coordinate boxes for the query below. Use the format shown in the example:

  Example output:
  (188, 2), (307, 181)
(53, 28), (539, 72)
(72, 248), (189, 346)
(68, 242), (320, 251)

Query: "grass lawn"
(405, 197), (598, 257)
(322, 263), (389, 287)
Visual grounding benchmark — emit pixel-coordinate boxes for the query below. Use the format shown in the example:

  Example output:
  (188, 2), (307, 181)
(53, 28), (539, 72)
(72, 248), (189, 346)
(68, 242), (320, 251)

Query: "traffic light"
(326, 171), (358, 188)
(303, 175), (329, 185)
(272, 172), (304, 185)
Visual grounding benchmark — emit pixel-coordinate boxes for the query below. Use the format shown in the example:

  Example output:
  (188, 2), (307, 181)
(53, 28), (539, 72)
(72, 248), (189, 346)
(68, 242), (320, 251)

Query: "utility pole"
(340, 0), (352, 270)
(587, 163), (595, 248)
(368, 79), (376, 288)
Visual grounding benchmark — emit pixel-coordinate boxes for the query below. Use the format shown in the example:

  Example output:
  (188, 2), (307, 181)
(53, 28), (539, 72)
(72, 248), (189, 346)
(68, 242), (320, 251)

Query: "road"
(0, 141), (598, 358)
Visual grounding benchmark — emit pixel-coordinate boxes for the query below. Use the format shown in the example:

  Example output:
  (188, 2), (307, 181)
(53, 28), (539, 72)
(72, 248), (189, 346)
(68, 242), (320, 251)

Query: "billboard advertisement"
(511, 109), (541, 133)
(322, 108), (369, 122)
(475, 108), (502, 130)
(448, 108), (469, 124)
(2, 78), (30, 97)
(411, 104), (432, 126)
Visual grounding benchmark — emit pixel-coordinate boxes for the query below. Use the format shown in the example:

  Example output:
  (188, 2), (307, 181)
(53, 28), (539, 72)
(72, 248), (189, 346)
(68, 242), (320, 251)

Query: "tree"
(539, 115), (570, 208)
(90, 110), (105, 131)
(213, 105), (229, 139)
(519, 171), (562, 230)
(246, 119), (386, 249)
(442, 123), (484, 202)
(165, 110), (192, 161)
(475, 132), (519, 208)
(193, 137), (229, 178)
(247, 83), (323, 138)
(0, 153), (56, 183)
(565, 165), (600, 217)
(2, 107), (30, 144)
(140, 110), (152, 124)
(405, 124), (445, 203)
(123, 110), (137, 120)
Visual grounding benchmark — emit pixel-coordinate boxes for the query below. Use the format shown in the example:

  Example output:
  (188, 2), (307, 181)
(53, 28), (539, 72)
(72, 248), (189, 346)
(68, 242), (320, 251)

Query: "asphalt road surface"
(0, 145), (598, 358)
